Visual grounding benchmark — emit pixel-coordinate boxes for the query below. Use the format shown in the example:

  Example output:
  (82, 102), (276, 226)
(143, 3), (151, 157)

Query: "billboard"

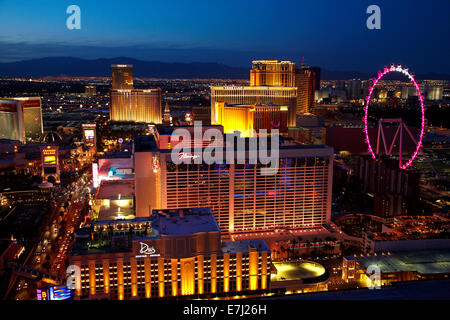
(84, 129), (95, 139)
(37, 285), (73, 300)
(44, 155), (57, 165)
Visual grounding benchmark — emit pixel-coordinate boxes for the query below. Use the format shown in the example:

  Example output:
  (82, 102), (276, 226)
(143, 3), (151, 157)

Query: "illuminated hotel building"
(295, 65), (318, 114)
(110, 88), (162, 123)
(111, 64), (133, 90)
(0, 97), (43, 143)
(70, 208), (271, 299)
(110, 64), (162, 123)
(213, 102), (288, 136)
(210, 86), (297, 127)
(134, 128), (333, 236)
(250, 60), (295, 87)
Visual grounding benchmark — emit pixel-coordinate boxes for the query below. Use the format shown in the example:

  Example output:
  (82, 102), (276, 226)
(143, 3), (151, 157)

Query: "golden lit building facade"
(0, 97), (43, 143)
(111, 64), (133, 90)
(295, 67), (316, 114)
(110, 89), (162, 123)
(250, 60), (295, 87)
(134, 133), (333, 236)
(110, 64), (162, 123)
(210, 86), (297, 127)
(70, 208), (271, 300)
(213, 102), (288, 136)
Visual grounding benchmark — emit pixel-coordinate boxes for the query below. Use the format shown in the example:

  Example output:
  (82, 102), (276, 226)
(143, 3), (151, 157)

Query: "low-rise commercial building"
(69, 208), (271, 300)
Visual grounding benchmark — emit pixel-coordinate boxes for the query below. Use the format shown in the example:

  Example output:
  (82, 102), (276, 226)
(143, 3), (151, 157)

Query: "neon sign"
(37, 285), (73, 300)
(178, 152), (200, 160)
(135, 242), (160, 258)
(44, 155), (56, 165)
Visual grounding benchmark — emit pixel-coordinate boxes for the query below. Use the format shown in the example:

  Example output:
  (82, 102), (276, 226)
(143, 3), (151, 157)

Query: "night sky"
(0, 0), (449, 73)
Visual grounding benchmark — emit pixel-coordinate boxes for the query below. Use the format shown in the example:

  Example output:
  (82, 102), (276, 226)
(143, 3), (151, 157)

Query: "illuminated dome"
(40, 131), (63, 145)
(38, 182), (54, 189)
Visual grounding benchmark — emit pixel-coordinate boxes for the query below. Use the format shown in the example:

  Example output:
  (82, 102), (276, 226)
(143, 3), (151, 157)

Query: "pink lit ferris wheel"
(363, 65), (426, 170)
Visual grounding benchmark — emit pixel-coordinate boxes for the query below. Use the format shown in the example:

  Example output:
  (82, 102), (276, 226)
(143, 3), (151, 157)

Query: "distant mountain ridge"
(0, 57), (449, 80)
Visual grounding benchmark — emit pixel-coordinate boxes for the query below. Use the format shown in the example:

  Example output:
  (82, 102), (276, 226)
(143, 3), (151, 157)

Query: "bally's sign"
(135, 242), (160, 258)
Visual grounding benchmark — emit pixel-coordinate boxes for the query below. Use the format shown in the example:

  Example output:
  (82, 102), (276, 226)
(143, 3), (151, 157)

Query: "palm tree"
(291, 239), (297, 258)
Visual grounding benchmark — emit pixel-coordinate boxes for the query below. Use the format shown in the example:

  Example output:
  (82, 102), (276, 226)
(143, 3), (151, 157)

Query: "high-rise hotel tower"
(295, 62), (320, 114)
(250, 60), (295, 87)
(111, 64), (133, 90)
(134, 126), (333, 237)
(110, 65), (162, 124)
(0, 97), (43, 143)
(211, 60), (320, 128)
(211, 86), (298, 128)
(211, 60), (298, 127)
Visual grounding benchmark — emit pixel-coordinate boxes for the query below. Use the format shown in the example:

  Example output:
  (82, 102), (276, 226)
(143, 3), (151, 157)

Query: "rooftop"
(134, 134), (158, 152)
(97, 206), (135, 221)
(155, 125), (224, 135)
(369, 215), (450, 241)
(134, 133), (333, 155)
(355, 249), (450, 275)
(96, 180), (134, 200)
(151, 208), (220, 236)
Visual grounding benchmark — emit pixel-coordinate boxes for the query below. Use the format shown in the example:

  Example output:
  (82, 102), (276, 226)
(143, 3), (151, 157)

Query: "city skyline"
(0, 0), (449, 306)
(0, 1), (450, 74)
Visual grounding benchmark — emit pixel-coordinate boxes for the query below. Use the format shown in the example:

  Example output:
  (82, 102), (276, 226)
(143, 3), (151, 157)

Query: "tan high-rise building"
(212, 60), (299, 127)
(110, 64), (162, 124)
(111, 64), (133, 90)
(110, 89), (162, 124)
(295, 67), (316, 114)
(0, 97), (43, 143)
(250, 60), (295, 87)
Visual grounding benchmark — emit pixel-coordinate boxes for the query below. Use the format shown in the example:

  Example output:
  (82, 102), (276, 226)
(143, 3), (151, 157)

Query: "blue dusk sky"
(0, 0), (449, 73)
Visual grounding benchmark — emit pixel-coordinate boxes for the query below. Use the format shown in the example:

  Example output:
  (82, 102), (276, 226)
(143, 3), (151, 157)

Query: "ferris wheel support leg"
(399, 123), (403, 168)
(376, 120), (382, 154)
(380, 123), (389, 154)
(388, 124), (402, 156)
